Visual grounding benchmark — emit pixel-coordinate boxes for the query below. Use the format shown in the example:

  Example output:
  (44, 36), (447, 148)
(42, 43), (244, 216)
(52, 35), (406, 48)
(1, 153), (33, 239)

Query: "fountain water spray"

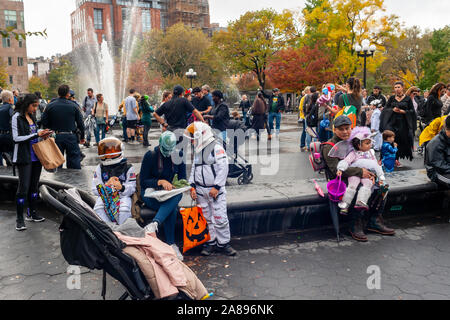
(73, 0), (141, 115)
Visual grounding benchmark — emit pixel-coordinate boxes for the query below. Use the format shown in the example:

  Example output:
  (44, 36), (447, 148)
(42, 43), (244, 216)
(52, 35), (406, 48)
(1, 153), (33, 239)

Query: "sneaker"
(217, 244), (237, 256)
(144, 221), (158, 234)
(26, 211), (45, 222)
(171, 244), (184, 261)
(16, 220), (27, 231)
(200, 244), (216, 257)
(84, 142), (90, 148)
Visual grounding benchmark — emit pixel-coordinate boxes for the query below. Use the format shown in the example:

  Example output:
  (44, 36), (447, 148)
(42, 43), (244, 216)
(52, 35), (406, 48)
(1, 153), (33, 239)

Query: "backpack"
(306, 103), (319, 128)
(309, 141), (335, 172)
(336, 94), (357, 128)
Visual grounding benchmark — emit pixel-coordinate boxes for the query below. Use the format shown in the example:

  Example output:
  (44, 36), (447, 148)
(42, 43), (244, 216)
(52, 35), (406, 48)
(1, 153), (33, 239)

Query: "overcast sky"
(24, 0), (450, 58)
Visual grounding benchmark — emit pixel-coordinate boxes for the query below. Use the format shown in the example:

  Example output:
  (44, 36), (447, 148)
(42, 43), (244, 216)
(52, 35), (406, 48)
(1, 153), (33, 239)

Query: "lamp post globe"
(186, 68), (197, 89)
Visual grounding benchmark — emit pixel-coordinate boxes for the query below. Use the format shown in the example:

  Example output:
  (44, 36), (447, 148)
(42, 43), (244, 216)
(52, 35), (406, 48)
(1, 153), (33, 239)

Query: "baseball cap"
(333, 116), (352, 128)
(173, 85), (184, 96)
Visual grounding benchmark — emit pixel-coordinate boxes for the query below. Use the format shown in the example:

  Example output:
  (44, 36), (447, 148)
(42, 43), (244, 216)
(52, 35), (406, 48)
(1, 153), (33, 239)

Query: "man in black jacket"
(260, 87), (285, 136)
(425, 116), (450, 188)
(367, 86), (387, 108)
(153, 85), (205, 132)
(41, 85), (85, 169)
(0, 90), (14, 166)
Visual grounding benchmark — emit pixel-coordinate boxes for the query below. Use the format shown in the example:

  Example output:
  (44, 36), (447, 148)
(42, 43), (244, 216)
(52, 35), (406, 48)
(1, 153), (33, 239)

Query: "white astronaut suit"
(187, 122), (231, 246)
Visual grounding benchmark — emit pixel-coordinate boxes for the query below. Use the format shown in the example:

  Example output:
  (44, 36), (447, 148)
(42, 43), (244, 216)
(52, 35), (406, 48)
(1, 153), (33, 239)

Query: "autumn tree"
(300, 0), (400, 80)
(0, 27), (47, 41)
(0, 60), (8, 89)
(418, 26), (450, 89)
(212, 9), (297, 90)
(127, 58), (162, 95)
(47, 58), (76, 98)
(142, 23), (227, 89)
(28, 76), (49, 99)
(376, 26), (431, 87)
(268, 45), (341, 92)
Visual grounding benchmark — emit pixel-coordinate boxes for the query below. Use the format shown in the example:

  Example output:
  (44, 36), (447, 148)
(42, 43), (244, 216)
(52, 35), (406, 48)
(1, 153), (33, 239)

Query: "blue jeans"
(142, 194), (182, 245)
(300, 119), (307, 148)
(94, 123), (106, 143)
(268, 112), (281, 134)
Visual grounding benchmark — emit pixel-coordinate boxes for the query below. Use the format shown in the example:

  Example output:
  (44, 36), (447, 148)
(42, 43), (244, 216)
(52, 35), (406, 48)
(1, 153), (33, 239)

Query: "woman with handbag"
(92, 93), (109, 146)
(11, 94), (52, 231)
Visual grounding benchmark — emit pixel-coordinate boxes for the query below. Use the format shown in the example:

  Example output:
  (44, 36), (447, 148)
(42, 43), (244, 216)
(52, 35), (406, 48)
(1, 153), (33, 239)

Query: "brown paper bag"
(32, 137), (65, 170)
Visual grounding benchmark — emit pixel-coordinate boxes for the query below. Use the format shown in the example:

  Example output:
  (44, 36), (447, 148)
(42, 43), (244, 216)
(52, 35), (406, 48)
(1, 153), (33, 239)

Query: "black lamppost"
(186, 68), (197, 89)
(354, 39), (377, 89)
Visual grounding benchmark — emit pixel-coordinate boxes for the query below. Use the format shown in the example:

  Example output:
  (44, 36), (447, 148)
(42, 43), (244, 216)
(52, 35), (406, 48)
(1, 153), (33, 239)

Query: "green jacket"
(140, 100), (154, 126)
(321, 135), (363, 181)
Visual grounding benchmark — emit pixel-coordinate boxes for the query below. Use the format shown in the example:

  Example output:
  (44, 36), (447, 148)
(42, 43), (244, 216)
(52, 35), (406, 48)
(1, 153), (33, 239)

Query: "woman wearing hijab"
(140, 131), (186, 260)
(380, 81), (416, 163)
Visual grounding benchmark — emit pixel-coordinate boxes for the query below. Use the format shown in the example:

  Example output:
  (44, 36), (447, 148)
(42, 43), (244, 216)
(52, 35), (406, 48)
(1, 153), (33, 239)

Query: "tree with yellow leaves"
(300, 0), (400, 82)
(212, 9), (297, 90)
(0, 60), (9, 89)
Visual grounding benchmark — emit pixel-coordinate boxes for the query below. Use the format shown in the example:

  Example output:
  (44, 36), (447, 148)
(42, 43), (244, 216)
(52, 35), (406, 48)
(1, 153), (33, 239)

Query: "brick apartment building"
(71, 0), (212, 50)
(0, 0), (28, 91)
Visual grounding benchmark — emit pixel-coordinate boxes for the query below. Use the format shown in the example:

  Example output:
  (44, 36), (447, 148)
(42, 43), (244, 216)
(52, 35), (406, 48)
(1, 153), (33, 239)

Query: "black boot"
(367, 214), (395, 236)
(25, 193), (45, 223)
(349, 216), (368, 242)
(16, 197), (27, 231)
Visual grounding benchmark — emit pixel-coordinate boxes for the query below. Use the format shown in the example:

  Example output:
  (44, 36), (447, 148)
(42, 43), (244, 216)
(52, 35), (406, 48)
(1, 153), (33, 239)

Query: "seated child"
(381, 130), (398, 173)
(92, 137), (137, 225)
(334, 127), (385, 214)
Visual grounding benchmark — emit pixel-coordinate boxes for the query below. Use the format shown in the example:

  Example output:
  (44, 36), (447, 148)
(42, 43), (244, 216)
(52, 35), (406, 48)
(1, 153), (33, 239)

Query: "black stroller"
(39, 185), (191, 300)
(224, 120), (254, 185)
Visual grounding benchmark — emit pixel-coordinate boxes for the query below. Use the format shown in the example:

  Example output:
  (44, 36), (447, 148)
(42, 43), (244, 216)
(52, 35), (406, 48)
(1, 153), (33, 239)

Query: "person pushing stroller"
(185, 122), (237, 257)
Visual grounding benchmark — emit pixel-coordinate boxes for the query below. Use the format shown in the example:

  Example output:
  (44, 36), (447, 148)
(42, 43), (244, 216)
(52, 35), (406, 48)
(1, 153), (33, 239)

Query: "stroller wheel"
(246, 173), (254, 183)
(237, 176), (245, 185)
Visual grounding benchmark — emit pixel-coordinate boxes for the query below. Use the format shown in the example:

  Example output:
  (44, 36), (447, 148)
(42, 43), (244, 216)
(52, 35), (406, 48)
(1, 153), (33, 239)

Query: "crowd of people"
(0, 78), (448, 253)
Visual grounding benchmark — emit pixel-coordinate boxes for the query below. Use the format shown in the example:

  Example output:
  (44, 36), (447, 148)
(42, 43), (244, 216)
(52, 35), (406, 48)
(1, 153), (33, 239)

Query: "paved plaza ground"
(1, 114), (448, 300)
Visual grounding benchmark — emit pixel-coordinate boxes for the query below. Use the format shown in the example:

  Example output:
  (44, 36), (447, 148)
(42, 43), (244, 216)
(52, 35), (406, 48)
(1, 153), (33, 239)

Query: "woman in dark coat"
(380, 81), (416, 162)
(423, 83), (446, 126)
(251, 92), (267, 141)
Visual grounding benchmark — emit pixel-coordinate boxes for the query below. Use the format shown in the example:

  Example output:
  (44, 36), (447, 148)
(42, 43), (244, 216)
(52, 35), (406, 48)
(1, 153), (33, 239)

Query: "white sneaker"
(144, 222), (158, 234)
(171, 244), (184, 261)
(338, 202), (349, 210)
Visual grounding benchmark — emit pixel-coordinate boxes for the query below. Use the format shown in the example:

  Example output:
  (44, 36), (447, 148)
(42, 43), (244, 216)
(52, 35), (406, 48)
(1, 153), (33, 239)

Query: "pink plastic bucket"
(327, 176), (347, 203)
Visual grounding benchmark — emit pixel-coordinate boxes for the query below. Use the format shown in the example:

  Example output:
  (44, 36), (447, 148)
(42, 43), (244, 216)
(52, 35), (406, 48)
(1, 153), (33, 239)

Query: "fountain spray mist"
(73, 0), (141, 115)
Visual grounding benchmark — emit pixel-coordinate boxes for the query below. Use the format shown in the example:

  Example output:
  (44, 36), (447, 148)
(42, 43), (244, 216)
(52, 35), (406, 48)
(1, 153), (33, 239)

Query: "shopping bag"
(180, 205), (211, 254)
(32, 137), (65, 170)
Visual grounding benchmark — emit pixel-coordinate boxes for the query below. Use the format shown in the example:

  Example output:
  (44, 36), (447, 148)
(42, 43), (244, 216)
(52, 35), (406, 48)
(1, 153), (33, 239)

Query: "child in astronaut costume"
(186, 122), (236, 257)
(332, 126), (385, 214)
(92, 137), (136, 225)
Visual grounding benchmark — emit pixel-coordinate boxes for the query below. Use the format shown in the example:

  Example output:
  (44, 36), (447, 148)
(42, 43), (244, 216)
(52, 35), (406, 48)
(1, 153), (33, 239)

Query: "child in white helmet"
(92, 137), (137, 225)
(186, 122), (237, 256)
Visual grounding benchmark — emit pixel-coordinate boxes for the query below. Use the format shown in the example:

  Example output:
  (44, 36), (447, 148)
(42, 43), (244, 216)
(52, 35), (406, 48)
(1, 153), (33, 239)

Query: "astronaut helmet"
(98, 137), (124, 166)
(185, 121), (215, 154)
